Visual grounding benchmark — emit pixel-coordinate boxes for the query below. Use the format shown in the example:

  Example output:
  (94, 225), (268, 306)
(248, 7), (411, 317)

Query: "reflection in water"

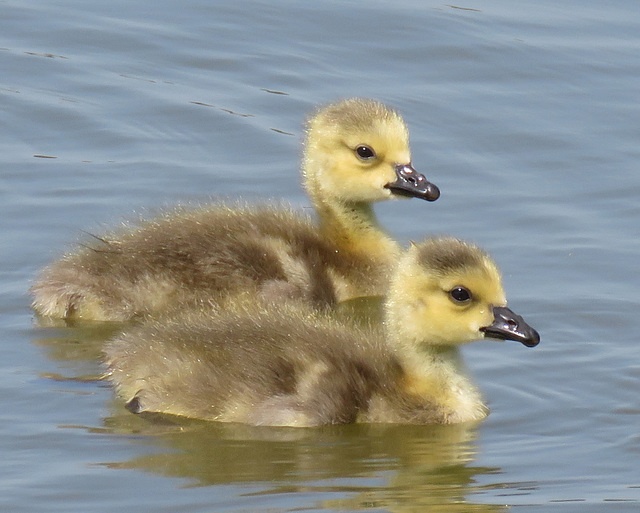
(33, 320), (125, 357)
(31, 319), (126, 380)
(32, 316), (505, 512)
(98, 410), (504, 511)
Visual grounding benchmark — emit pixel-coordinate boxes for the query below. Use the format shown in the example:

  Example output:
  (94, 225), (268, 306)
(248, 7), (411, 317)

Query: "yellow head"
(385, 237), (539, 351)
(302, 98), (439, 204)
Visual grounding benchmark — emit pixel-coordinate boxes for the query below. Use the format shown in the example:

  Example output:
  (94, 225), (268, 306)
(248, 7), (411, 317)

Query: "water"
(2, 0), (639, 511)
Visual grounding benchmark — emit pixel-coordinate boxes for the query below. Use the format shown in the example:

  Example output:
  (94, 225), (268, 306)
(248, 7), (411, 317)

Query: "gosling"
(31, 98), (439, 321)
(104, 237), (540, 426)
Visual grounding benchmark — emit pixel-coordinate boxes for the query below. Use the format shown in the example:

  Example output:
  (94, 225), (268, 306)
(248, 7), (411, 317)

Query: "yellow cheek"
(478, 307), (494, 328)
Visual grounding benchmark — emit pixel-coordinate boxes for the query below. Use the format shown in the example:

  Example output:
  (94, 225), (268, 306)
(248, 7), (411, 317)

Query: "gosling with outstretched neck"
(104, 237), (539, 426)
(31, 98), (439, 321)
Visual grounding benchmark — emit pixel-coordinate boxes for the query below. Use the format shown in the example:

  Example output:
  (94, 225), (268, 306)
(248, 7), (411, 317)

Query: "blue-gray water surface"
(1, 0), (639, 511)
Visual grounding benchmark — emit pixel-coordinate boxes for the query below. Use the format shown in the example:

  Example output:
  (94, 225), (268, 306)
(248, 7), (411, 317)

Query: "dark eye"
(355, 145), (376, 160)
(449, 286), (472, 304)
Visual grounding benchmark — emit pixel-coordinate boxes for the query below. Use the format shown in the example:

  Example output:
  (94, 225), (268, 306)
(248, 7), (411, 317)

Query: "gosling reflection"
(31, 321), (125, 381)
(99, 406), (504, 511)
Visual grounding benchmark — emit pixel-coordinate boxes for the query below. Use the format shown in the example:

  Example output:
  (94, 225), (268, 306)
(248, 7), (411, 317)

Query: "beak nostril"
(398, 165), (420, 185)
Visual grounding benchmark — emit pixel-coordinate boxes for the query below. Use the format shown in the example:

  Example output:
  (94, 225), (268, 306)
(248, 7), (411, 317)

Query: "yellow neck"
(401, 345), (462, 391)
(316, 200), (398, 263)
(398, 345), (488, 423)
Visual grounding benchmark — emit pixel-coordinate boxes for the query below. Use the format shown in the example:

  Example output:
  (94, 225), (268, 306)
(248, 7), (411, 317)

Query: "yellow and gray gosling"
(104, 237), (539, 426)
(31, 98), (439, 321)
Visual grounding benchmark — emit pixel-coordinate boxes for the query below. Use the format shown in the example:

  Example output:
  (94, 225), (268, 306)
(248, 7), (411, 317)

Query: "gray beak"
(480, 306), (540, 347)
(384, 163), (440, 202)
